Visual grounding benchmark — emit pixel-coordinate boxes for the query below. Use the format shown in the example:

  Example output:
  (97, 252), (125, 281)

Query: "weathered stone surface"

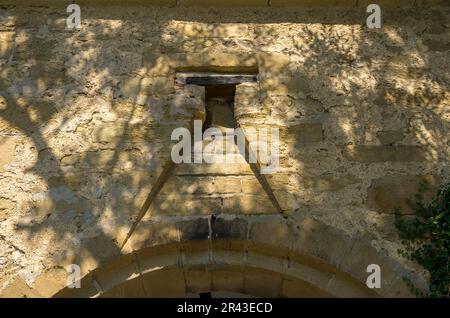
(0, 197), (15, 218)
(284, 259), (334, 292)
(235, 82), (260, 101)
(119, 76), (174, 103)
(384, 277), (417, 298)
(179, 0), (267, 6)
(126, 221), (181, 251)
(171, 84), (206, 120)
(258, 53), (291, 76)
(0, 137), (19, 173)
(222, 195), (277, 214)
(0, 4), (446, 298)
(212, 270), (244, 292)
(303, 174), (361, 192)
(136, 245), (180, 273)
(281, 278), (332, 297)
(293, 217), (354, 268)
(0, 32), (14, 59)
(0, 98), (57, 134)
(325, 272), (376, 297)
(33, 268), (72, 297)
(143, 52), (257, 76)
(0, 0), (441, 6)
(75, 234), (123, 274)
(28, 62), (72, 89)
(53, 273), (100, 298)
(211, 217), (248, 240)
(241, 178), (264, 194)
(358, 0), (414, 6)
(249, 218), (293, 252)
(167, 21), (251, 38)
(178, 218), (210, 241)
(184, 269), (211, 293)
(152, 195), (222, 215)
(14, 38), (57, 61)
(175, 163), (253, 175)
(142, 268), (186, 297)
(343, 146), (426, 162)
(338, 237), (402, 291)
(243, 268), (282, 297)
(273, 190), (299, 211)
(208, 102), (235, 130)
(285, 124), (324, 143)
(93, 123), (180, 144)
(271, 0), (358, 6)
(93, 253), (140, 292)
(367, 175), (441, 215)
(377, 130), (405, 145)
(0, 277), (42, 298)
(0, 0), (177, 6)
(234, 83), (264, 118)
(260, 75), (311, 97)
(161, 176), (241, 194)
(423, 39), (450, 52)
(100, 277), (146, 298)
(60, 149), (145, 171)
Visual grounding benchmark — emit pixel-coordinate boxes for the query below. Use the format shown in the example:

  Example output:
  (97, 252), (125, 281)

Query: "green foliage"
(394, 180), (450, 298)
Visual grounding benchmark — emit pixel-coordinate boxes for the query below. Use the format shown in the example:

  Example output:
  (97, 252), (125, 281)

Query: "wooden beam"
(176, 73), (257, 86)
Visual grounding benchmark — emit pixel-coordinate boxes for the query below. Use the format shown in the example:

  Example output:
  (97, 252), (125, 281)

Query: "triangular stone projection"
(151, 98), (278, 216)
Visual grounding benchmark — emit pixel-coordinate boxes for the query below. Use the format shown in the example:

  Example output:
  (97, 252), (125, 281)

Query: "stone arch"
(54, 216), (417, 298)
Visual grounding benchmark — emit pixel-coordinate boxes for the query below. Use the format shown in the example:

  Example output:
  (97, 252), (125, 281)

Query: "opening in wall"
(175, 72), (258, 132)
(174, 71), (283, 214)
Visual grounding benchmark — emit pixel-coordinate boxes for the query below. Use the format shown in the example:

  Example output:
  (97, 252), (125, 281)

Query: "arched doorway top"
(55, 216), (421, 298)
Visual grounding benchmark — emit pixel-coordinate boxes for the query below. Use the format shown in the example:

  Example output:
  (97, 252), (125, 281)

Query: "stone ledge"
(53, 235), (387, 298)
(0, 0), (447, 7)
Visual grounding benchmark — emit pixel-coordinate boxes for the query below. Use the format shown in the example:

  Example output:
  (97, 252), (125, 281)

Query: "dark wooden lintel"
(176, 73), (257, 86)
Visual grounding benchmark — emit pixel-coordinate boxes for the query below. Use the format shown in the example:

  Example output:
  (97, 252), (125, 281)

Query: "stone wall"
(0, 3), (448, 297)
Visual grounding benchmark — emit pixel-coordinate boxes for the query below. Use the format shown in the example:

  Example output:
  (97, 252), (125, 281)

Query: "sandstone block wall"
(0, 3), (448, 297)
